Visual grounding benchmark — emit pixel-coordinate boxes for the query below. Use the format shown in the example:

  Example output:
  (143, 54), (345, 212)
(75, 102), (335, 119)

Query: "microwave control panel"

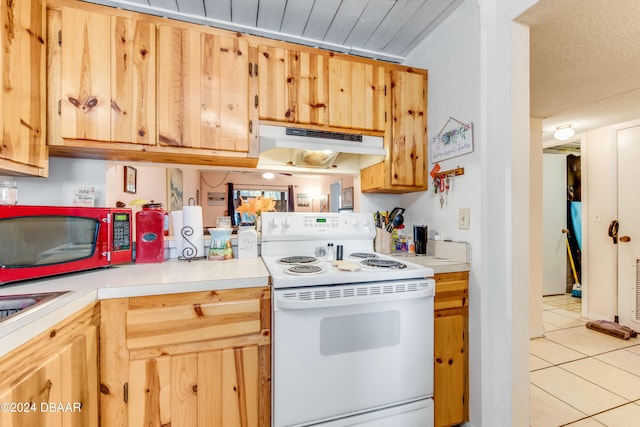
(112, 212), (131, 251)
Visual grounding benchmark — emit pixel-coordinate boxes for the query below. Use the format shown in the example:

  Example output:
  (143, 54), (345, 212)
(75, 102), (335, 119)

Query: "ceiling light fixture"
(262, 172), (275, 180)
(554, 124), (575, 141)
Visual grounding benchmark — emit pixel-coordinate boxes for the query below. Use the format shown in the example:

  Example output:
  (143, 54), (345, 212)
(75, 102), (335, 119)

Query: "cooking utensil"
(385, 207), (405, 230)
(386, 212), (404, 232)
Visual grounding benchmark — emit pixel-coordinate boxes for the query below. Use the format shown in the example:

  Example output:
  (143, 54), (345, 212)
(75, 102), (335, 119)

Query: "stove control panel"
(261, 212), (375, 240)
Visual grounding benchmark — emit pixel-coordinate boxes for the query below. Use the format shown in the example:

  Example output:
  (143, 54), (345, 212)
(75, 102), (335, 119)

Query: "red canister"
(135, 203), (167, 263)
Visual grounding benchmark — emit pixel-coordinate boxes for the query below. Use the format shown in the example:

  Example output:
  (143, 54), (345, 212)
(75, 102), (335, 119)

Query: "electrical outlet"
(458, 208), (470, 230)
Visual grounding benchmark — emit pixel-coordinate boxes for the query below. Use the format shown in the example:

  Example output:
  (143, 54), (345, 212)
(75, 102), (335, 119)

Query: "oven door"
(273, 279), (434, 427)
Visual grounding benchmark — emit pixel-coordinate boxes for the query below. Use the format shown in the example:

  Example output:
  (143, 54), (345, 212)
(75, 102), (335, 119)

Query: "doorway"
(542, 142), (582, 300)
(330, 181), (341, 213)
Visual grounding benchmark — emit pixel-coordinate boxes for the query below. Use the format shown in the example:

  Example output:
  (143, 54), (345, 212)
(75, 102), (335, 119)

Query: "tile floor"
(531, 293), (640, 426)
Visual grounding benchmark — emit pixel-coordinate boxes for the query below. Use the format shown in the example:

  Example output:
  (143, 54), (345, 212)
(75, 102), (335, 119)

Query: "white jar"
(237, 225), (258, 258)
(0, 181), (17, 205)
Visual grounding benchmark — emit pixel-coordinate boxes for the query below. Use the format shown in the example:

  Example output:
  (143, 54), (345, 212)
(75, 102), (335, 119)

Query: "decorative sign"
(73, 186), (95, 207)
(430, 117), (474, 163)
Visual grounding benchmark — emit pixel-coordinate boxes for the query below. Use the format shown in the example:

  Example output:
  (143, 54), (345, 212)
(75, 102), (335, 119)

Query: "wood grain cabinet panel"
(101, 287), (271, 427)
(258, 45), (326, 126)
(433, 271), (469, 427)
(0, 0), (47, 176)
(59, 7), (155, 144)
(0, 303), (100, 427)
(157, 25), (250, 153)
(361, 68), (428, 193)
(328, 57), (385, 132)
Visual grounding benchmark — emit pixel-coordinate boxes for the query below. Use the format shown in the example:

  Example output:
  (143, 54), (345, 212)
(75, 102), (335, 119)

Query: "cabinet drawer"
(434, 272), (469, 312)
(126, 299), (261, 349)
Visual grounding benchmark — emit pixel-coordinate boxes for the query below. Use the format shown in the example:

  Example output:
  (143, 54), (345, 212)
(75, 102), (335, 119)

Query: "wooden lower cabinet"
(100, 287), (271, 427)
(0, 303), (100, 427)
(433, 271), (469, 427)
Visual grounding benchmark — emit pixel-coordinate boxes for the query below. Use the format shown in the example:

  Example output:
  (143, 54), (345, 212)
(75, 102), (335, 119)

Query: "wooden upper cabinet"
(59, 7), (155, 144)
(257, 45), (326, 126)
(0, 0), (47, 176)
(157, 25), (250, 152)
(390, 69), (427, 187)
(361, 68), (428, 193)
(328, 57), (385, 132)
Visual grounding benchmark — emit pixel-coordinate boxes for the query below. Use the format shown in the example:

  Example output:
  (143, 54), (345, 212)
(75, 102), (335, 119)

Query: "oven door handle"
(276, 287), (434, 310)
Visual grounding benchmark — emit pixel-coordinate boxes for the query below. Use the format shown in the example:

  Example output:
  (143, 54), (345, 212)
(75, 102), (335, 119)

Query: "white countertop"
(0, 258), (269, 357)
(391, 254), (470, 274)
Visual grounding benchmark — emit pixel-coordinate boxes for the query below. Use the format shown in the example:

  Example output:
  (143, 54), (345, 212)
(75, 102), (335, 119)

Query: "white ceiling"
(81, 0), (463, 63)
(517, 0), (640, 143)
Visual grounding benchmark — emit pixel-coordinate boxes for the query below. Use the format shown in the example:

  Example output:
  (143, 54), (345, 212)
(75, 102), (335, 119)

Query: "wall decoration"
(430, 117), (474, 163)
(207, 192), (226, 206)
(297, 194), (310, 207)
(124, 166), (137, 194)
(167, 168), (184, 211)
(318, 194), (329, 212)
(341, 187), (354, 209)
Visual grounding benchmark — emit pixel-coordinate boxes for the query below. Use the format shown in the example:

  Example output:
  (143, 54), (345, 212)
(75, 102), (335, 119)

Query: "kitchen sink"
(0, 291), (69, 323)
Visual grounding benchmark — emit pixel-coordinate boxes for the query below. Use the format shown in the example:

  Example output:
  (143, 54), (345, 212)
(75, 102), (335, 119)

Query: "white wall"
(401, 1), (485, 425)
(399, 0), (535, 425)
(8, 157), (107, 206)
(200, 172), (353, 226)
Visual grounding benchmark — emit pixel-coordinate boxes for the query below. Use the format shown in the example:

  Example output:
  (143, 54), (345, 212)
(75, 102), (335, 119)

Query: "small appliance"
(0, 205), (132, 285)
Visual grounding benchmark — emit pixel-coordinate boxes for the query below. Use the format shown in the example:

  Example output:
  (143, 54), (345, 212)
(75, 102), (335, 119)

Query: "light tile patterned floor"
(531, 293), (640, 426)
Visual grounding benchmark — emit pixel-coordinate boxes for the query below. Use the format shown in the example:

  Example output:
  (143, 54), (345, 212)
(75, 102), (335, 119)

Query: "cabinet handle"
(249, 120), (253, 134)
(254, 63), (258, 76)
(249, 62), (253, 77)
(123, 383), (128, 404)
(254, 95), (258, 109)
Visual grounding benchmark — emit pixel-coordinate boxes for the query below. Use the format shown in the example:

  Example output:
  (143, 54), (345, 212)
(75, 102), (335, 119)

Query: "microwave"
(0, 206), (132, 285)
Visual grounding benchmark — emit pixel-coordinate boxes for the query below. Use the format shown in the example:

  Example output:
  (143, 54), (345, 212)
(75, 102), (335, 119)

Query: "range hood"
(257, 125), (387, 175)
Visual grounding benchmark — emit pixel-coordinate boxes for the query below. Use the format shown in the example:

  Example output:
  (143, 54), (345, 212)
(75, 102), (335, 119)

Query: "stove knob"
(350, 217), (359, 226)
(282, 218), (290, 229)
(360, 217), (370, 227)
(269, 218), (279, 229)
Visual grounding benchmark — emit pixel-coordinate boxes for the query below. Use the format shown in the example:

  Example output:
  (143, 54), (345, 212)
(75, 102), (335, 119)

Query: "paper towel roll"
(181, 206), (205, 259)
(170, 210), (184, 256)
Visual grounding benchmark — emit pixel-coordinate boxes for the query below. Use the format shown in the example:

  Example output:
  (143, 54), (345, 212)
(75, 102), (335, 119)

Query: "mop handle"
(562, 229), (580, 284)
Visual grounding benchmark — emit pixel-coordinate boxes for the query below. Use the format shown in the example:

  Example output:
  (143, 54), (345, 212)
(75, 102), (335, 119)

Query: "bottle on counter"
(326, 243), (335, 262)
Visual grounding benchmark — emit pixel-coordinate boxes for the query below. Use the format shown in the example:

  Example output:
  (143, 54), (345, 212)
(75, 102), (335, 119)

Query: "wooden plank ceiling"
(80, 0), (463, 63)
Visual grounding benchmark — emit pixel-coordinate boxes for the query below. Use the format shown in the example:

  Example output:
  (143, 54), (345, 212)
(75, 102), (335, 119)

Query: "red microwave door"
(0, 208), (109, 283)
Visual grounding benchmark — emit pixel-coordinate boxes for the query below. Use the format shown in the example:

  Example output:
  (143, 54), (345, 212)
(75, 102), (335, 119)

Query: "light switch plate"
(458, 208), (470, 230)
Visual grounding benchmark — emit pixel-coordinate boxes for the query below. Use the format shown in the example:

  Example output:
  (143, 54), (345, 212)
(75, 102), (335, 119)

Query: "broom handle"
(562, 229), (580, 284)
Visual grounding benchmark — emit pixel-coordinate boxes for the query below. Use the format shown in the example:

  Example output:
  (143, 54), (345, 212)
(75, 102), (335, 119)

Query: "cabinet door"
(434, 314), (466, 427)
(128, 346), (260, 427)
(0, 0), (47, 176)
(60, 8), (155, 144)
(328, 57), (385, 132)
(158, 25), (249, 152)
(390, 69), (427, 187)
(0, 329), (98, 427)
(258, 45), (326, 126)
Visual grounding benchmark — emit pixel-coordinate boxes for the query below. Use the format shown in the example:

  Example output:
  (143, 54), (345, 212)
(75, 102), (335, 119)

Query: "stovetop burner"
(278, 256), (319, 265)
(284, 265), (324, 275)
(359, 259), (408, 269)
(349, 252), (379, 259)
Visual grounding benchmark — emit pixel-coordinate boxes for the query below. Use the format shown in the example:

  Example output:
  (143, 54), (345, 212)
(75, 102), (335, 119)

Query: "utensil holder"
(375, 228), (393, 254)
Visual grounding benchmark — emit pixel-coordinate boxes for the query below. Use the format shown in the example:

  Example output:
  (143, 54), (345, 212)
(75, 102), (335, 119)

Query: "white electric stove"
(261, 212), (435, 427)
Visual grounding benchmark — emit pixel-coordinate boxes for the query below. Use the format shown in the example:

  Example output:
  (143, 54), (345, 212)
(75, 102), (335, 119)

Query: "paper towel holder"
(179, 225), (199, 261)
